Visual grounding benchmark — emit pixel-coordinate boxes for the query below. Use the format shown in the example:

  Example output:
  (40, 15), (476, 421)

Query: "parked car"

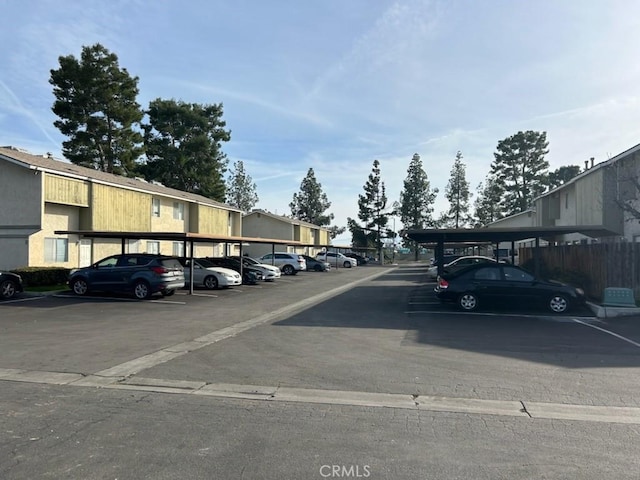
(435, 262), (585, 313)
(203, 257), (263, 285)
(315, 252), (356, 268)
(439, 255), (497, 276)
(68, 254), (185, 299)
(344, 252), (368, 265)
(230, 256), (281, 281)
(178, 258), (242, 289)
(426, 254), (465, 279)
(301, 255), (331, 272)
(258, 252), (307, 275)
(0, 271), (24, 300)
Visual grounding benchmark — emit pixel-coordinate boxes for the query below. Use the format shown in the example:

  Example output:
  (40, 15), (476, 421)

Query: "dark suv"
(68, 254), (185, 299)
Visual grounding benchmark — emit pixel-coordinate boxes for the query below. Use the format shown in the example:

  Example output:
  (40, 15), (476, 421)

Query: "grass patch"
(25, 284), (68, 292)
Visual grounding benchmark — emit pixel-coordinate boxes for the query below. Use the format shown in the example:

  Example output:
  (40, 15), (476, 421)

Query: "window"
(474, 267), (500, 281)
(97, 256), (118, 268)
(152, 198), (161, 217)
(146, 241), (160, 254)
(128, 240), (140, 253)
(262, 254), (273, 260)
(173, 202), (184, 220)
(44, 238), (68, 262)
(503, 266), (534, 282)
(172, 242), (184, 257)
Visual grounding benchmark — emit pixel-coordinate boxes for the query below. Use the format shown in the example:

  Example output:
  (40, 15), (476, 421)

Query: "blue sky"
(2, 0), (640, 244)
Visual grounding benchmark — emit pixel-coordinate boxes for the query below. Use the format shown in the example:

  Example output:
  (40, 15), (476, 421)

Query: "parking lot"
(3, 263), (640, 479)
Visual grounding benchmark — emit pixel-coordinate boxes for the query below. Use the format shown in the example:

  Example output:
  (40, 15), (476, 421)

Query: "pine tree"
(289, 168), (333, 226)
(49, 43), (144, 175)
(548, 165), (581, 189)
(490, 130), (550, 215)
(141, 98), (230, 201)
(440, 151), (472, 228)
(473, 175), (503, 226)
(348, 160), (388, 258)
(397, 153), (438, 257)
(226, 160), (259, 212)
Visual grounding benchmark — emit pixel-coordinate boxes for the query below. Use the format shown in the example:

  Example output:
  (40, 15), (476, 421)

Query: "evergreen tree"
(141, 98), (230, 201)
(49, 43), (144, 175)
(548, 165), (581, 189)
(289, 168), (333, 226)
(440, 151), (472, 228)
(397, 153), (438, 257)
(473, 174), (503, 226)
(226, 160), (258, 212)
(348, 160), (388, 257)
(490, 130), (550, 216)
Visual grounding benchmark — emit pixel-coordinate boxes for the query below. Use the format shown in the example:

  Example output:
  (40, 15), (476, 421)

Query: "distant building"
(488, 142), (640, 247)
(242, 209), (330, 257)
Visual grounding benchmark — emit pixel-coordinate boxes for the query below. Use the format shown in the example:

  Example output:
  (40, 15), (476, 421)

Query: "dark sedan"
(435, 263), (585, 313)
(301, 255), (330, 272)
(202, 257), (263, 285)
(0, 271), (24, 300)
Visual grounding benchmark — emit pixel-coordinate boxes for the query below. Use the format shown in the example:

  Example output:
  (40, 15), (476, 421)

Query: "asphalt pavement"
(2, 263), (640, 479)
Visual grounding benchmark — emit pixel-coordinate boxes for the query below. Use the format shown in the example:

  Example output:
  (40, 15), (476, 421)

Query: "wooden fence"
(519, 243), (640, 301)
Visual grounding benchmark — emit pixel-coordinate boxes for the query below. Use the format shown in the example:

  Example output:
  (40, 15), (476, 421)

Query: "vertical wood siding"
(196, 205), (229, 234)
(91, 184), (151, 231)
(44, 174), (89, 206)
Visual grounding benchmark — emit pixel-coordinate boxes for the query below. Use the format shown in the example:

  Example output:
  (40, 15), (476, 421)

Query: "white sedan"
(180, 258), (242, 289)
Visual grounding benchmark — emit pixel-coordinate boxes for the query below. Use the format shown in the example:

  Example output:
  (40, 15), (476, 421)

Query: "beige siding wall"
(318, 230), (330, 245)
(195, 205), (231, 235)
(0, 161), (41, 227)
(30, 203), (81, 267)
(243, 215), (292, 239)
(554, 184), (577, 227)
(44, 174), (89, 206)
(575, 170), (604, 225)
(0, 238), (29, 270)
(91, 184), (151, 231)
(151, 197), (188, 232)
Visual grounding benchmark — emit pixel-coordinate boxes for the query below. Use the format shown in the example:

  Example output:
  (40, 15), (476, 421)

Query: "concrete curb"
(587, 301), (640, 319)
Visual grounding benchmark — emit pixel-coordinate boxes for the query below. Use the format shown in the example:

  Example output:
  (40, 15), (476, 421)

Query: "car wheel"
(314, 264), (323, 272)
(457, 292), (479, 311)
(71, 278), (89, 296)
(0, 280), (17, 299)
(282, 265), (294, 275)
(133, 280), (151, 300)
(204, 275), (219, 290)
(343, 261), (352, 268)
(549, 294), (569, 313)
(162, 289), (176, 297)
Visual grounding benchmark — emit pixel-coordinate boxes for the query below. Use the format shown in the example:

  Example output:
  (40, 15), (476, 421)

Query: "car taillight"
(150, 266), (168, 274)
(438, 278), (449, 289)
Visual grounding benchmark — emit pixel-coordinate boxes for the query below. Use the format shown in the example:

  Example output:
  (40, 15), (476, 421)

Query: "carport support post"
(436, 240), (444, 276)
(534, 236), (540, 277)
(188, 240), (195, 295)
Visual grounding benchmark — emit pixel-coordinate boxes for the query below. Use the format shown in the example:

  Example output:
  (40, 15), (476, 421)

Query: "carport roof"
(54, 230), (316, 246)
(406, 225), (619, 244)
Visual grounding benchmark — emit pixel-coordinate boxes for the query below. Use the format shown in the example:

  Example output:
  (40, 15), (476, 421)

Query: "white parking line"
(0, 296), (47, 304)
(573, 318), (640, 348)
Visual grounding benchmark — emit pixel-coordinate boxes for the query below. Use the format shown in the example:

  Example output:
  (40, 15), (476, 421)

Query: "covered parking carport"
(55, 230), (332, 294)
(405, 225), (618, 276)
